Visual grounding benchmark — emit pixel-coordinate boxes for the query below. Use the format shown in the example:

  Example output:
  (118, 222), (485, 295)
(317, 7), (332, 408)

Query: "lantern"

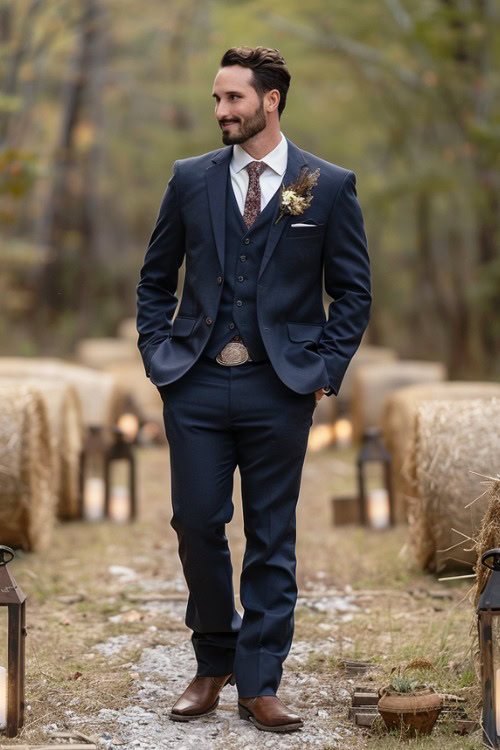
(356, 427), (395, 528)
(80, 426), (137, 522)
(478, 548), (500, 748)
(79, 425), (107, 520)
(0, 546), (26, 738)
(104, 427), (137, 522)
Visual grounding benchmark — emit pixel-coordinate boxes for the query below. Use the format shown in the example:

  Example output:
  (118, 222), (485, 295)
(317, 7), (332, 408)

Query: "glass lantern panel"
(108, 459), (130, 523)
(363, 462), (390, 529)
(83, 445), (105, 521)
(493, 616), (500, 738)
(83, 475), (105, 520)
(0, 607), (7, 729)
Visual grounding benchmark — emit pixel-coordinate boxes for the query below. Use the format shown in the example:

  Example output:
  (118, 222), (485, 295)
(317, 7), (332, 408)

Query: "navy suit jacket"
(136, 138), (371, 396)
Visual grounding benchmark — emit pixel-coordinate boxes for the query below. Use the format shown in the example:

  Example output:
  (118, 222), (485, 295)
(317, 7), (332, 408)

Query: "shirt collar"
(231, 132), (288, 177)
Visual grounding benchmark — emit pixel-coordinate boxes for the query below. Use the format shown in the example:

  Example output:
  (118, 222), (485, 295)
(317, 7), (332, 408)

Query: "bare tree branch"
(262, 12), (423, 89)
(383, 0), (413, 31)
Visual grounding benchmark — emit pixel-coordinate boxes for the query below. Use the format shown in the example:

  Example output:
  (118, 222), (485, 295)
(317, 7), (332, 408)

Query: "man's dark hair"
(220, 46), (291, 117)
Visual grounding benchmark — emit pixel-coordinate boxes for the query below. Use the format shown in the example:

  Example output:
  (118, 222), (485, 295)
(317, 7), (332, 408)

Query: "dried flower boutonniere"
(275, 167), (320, 225)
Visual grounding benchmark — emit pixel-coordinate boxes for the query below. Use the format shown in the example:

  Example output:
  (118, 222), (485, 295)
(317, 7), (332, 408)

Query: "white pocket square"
(290, 222), (319, 228)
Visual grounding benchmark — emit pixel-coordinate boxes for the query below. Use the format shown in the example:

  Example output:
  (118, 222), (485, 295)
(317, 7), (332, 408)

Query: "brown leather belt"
(216, 335), (253, 366)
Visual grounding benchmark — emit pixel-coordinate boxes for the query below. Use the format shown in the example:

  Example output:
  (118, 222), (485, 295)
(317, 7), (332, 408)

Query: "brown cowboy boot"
(238, 696), (304, 732)
(169, 673), (235, 721)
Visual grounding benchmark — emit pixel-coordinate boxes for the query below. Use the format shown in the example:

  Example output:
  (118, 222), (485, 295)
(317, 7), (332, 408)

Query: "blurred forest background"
(0, 0), (499, 378)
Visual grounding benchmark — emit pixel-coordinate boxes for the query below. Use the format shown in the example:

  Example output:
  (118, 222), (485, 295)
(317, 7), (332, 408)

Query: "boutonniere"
(275, 166), (320, 225)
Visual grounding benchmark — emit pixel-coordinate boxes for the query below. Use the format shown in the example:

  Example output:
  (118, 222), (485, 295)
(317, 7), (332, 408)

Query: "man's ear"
(265, 89), (280, 113)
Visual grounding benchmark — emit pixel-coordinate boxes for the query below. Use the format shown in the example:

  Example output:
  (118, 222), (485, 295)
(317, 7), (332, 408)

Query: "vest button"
(216, 276), (223, 285)
(235, 300), (243, 307)
(237, 275), (244, 282)
(240, 255), (247, 261)
(205, 316), (212, 325)
(244, 238), (250, 245)
(229, 322), (235, 329)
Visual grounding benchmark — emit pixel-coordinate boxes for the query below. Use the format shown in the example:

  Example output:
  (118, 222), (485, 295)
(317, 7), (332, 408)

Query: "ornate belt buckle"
(216, 341), (250, 366)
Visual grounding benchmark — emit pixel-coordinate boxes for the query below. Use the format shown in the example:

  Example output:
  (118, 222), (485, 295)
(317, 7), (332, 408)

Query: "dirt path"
(1, 445), (481, 749)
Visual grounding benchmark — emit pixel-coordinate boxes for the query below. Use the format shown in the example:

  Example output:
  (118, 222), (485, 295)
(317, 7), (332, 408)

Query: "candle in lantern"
(84, 477), (105, 521)
(334, 418), (353, 448)
(0, 665), (6, 730)
(117, 413), (139, 443)
(367, 488), (390, 529)
(108, 486), (130, 523)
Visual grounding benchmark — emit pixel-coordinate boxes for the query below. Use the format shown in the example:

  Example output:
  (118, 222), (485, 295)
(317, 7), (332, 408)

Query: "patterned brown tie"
(243, 161), (267, 228)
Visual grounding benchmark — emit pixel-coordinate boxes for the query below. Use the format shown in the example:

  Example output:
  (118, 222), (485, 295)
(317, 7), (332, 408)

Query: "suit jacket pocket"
(287, 322), (325, 343)
(171, 316), (197, 337)
(285, 222), (325, 240)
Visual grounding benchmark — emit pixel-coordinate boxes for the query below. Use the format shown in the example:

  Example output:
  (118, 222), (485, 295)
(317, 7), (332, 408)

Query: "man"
(136, 46), (371, 733)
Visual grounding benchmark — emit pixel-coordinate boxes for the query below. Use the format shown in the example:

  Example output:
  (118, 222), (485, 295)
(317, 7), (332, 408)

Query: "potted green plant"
(377, 661), (442, 736)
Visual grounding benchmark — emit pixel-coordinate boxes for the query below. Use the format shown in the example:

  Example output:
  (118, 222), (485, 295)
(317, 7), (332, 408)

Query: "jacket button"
(235, 300), (243, 307)
(205, 316), (212, 325)
(229, 322), (235, 329)
(216, 276), (223, 285)
(237, 275), (244, 282)
(244, 238), (250, 245)
(240, 254), (247, 261)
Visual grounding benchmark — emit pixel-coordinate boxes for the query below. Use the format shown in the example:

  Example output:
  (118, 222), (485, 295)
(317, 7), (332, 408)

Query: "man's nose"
(215, 101), (229, 120)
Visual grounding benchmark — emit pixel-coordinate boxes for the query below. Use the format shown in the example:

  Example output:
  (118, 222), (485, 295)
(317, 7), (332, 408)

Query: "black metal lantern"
(79, 426), (136, 522)
(0, 546), (26, 738)
(356, 427), (395, 528)
(104, 427), (137, 521)
(79, 425), (107, 520)
(478, 548), (500, 748)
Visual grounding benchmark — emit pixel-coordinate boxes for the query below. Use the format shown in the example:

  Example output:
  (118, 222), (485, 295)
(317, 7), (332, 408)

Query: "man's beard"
(220, 100), (266, 145)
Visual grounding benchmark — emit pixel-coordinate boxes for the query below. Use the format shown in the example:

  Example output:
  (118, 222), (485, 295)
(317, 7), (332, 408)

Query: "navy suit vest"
(203, 170), (280, 361)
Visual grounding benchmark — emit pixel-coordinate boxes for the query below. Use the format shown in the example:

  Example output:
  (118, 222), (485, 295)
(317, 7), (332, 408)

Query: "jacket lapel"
(205, 146), (232, 272)
(258, 138), (307, 281)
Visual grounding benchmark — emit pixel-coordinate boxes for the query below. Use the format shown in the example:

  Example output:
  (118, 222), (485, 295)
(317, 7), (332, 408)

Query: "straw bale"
(117, 317), (138, 344)
(383, 382), (500, 523)
(471, 478), (500, 606)
(0, 383), (55, 551)
(74, 337), (139, 370)
(0, 377), (83, 519)
(102, 361), (163, 423)
(411, 398), (500, 572)
(338, 344), (398, 411)
(0, 358), (125, 430)
(351, 360), (447, 442)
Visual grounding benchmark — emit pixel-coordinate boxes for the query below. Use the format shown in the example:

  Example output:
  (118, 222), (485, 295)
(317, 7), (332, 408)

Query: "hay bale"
(74, 337), (139, 370)
(383, 382), (500, 522)
(411, 398), (500, 572)
(116, 317), (138, 344)
(0, 383), (55, 551)
(472, 478), (500, 606)
(351, 360), (447, 442)
(0, 377), (83, 519)
(338, 344), (398, 412)
(0, 358), (125, 431)
(101, 361), (162, 424)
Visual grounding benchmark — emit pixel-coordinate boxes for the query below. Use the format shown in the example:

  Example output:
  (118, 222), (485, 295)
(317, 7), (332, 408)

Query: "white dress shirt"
(229, 132), (288, 214)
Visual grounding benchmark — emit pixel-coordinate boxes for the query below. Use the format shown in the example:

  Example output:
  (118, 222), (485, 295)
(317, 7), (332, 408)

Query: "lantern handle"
(0, 546), (14, 566)
(481, 548), (500, 571)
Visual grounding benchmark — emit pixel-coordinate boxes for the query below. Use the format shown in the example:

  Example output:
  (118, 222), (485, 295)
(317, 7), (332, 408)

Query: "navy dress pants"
(159, 354), (316, 697)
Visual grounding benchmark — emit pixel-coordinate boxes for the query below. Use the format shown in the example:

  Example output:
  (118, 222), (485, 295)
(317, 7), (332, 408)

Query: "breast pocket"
(285, 223), (325, 240)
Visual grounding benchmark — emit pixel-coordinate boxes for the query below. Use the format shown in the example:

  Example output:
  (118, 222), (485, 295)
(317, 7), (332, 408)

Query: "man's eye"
(230, 95), (239, 101)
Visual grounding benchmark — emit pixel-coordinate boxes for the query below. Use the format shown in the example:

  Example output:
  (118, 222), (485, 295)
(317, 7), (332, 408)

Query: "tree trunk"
(36, 0), (102, 337)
